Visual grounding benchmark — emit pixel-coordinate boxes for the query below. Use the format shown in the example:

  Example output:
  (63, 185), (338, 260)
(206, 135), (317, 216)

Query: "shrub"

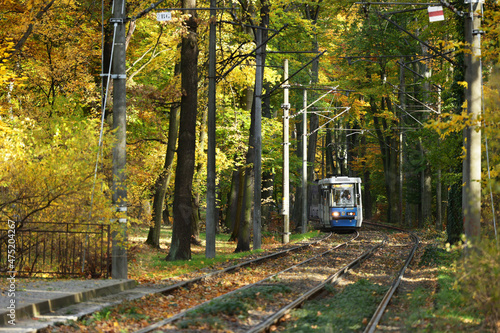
(455, 238), (500, 331)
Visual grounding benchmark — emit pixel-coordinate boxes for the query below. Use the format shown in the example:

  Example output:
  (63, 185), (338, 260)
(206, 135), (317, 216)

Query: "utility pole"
(301, 89), (307, 233)
(399, 59), (405, 225)
(253, 28), (263, 250)
(463, 0), (483, 244)
(111, 0), (127, 279)
(282, 59), (290, 244)
(205, 0), (216, 259)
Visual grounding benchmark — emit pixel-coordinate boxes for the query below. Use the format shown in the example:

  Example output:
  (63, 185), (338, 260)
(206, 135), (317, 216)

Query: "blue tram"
(317, 176), (363, 230)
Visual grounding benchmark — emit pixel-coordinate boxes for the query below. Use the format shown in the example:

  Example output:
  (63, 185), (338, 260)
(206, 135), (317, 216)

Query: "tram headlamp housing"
(331, 211), (340, 218)
(346, 212), (356, 216)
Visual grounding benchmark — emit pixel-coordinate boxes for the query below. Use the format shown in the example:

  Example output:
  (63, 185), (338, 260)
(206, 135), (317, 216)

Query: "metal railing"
(0, 221), (111, 278)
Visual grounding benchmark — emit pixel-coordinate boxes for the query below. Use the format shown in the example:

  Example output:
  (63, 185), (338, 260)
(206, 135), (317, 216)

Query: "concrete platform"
(0, 278), (160, 332)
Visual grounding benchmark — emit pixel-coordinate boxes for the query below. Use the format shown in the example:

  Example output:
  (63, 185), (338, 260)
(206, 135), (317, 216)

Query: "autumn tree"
(166, 0), (199, 261)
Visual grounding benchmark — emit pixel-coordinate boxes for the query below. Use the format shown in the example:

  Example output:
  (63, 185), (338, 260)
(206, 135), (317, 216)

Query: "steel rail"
(363, 221), (420, 333)
(134, 231), (359, 333)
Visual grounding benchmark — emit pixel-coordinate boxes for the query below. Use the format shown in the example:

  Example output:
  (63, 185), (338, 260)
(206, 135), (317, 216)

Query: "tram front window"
(331, 186), (354, 207)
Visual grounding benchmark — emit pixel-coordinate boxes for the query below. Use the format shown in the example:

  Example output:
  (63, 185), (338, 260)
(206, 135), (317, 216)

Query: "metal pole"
(205, 0), (216, 258)
(464, 1), (482, 243)
(399, 59), (405, 225)
(282, 59), (290, 244)
(253, 27), (263, 250)
(111, 0), (127, 279)
(302, 89), (307, 233)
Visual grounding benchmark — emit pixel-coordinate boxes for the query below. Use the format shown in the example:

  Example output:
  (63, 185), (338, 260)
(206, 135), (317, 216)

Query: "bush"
(455, 238), (500, 331)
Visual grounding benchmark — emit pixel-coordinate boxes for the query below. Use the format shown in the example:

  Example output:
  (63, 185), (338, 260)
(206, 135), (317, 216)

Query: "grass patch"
(82, 306), (113, 325)
(390, 240), (487, 332)
(282, 279), (388, 332)
(177, 284), (291, 330)
(418, 244), (460, 267)
(403, 267), (484, 332)
(117, 306), (149, 320)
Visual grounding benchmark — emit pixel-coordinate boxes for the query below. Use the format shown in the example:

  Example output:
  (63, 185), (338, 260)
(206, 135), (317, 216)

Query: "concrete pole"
(253, 27), (263, 250)
(111, 0), (127, 279)
(437, 87), (442, 230)
(399, 60), (405, 224)
(282, 59), (290, 244)
(464, 1), (482, 243)
(205, 0), (216, 258)
(302, 89), (307, 233)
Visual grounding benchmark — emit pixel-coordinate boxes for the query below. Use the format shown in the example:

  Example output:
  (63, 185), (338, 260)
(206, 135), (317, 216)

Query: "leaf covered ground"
(41, 227), (497, 332)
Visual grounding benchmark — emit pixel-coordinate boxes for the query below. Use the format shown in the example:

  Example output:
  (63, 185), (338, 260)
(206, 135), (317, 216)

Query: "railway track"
(48, 232), (356, 333)
(49, 223), (417, 333)
(362, 222), (420, 333)
(131, 231), (363, 333)
(133, 223), (417, 333)
(130, 230), (386, 333)
(273, 222), (419, 333)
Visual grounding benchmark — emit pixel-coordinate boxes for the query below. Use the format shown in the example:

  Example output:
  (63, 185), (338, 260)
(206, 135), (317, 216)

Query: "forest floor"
(37, 226), (496, 332)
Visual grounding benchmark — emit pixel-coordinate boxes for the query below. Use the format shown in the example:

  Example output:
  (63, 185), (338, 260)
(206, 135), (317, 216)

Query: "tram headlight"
(346, 212), (356, 216)
(331, 211), (340, 218)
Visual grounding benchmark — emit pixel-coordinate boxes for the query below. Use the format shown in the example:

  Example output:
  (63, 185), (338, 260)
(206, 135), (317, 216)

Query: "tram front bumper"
(330, 219), (358, 227)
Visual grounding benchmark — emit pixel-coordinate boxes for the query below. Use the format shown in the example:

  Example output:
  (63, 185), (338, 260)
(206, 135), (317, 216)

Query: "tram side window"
(333, 189), (340, 206)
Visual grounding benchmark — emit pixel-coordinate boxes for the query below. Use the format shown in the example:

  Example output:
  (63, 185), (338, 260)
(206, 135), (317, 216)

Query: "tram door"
(321, 185), (330, 225)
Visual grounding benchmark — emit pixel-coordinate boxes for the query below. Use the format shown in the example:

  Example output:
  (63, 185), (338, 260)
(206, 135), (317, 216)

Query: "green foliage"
(402, 265), (483, 332)
(283, 280), (388, 332)
(418, 244), (460, 267)
(118, 306), (149, 320)
(90, 307), (113, 322)
(455, 239), (500, 329)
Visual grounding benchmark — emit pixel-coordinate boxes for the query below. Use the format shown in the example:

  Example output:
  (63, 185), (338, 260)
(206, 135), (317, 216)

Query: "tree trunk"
(191, 195), (201, 245)
(360, 135), (373, 220)
(229, 169), (245, 241)
(146, 88), (180, 248)
(192, 90), (209, 245)
(232, 9), (259, 251)
(372, 97), (400, 225)
(166, 1), (198, 261)
(446, 183), (463, 245)
(306, 38), (320, 216)
(224, 167), (241, 231)
(235, 167), (252, 252)
(325, 127), (335, 177)
(436, 168), (442, 230)
(235, 103), (255, 253)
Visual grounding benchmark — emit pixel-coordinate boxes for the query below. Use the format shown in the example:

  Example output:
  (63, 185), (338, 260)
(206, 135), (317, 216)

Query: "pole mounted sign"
(156, 11), (172, 21)
(428, 6), (445, 22)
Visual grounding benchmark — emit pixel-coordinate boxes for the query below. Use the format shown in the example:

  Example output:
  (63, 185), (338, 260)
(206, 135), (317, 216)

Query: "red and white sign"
(428, 6), (444, 22)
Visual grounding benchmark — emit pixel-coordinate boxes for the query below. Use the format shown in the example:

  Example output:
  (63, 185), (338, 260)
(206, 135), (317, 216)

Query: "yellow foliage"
(0, 117), (113, 223)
